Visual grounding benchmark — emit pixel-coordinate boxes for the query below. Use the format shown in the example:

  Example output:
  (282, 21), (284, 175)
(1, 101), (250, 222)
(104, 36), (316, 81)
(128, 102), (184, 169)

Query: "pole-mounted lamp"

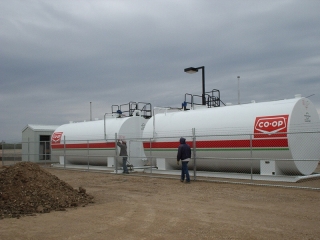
(184, 66), (206, 105)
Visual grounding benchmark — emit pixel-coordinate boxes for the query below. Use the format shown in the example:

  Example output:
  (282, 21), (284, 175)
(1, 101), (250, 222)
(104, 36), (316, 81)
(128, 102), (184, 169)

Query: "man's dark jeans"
(123, 157), (128, 173)
(181, 161), (190, 182)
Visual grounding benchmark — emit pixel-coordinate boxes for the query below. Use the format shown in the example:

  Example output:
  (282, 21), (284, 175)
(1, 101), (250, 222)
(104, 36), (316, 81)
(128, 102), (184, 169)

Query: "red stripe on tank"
(143, 139), (288, 149)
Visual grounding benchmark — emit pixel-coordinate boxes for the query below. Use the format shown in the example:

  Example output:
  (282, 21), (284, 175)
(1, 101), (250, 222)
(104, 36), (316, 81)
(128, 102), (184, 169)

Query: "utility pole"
(90, 102), (92, 121)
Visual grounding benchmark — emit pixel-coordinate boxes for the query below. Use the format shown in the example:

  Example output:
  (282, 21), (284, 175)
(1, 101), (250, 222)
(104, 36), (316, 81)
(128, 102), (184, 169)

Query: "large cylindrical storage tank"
(51, 115), (149, 167)
(142, 97), (320, 175)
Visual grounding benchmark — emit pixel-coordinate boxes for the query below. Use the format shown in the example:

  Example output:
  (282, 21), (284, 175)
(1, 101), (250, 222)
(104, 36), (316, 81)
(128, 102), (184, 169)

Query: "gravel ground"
(1, 163), (320, 240)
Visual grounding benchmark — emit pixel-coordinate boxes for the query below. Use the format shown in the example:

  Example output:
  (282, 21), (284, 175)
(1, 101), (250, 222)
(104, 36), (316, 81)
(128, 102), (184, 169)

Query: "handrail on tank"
(183, 93), (193, 110)
(111, 104), (120, 114)
(122, 101), (137, 117)
(184, 89), (225, 110)
(137, 102), (152, 119)
(111, 101), (152, 119)
(206, 89), (226, 107)
(207, 89), (219, 107)
(184, 93), (211, 110)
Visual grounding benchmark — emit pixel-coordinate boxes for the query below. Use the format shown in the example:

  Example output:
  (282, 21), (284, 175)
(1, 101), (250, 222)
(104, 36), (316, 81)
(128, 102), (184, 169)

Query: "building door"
(39, 135), (51, 160)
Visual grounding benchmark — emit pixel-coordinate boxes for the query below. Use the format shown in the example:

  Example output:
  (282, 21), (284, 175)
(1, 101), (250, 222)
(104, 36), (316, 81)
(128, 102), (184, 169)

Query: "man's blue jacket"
(177, 137), (191, 161)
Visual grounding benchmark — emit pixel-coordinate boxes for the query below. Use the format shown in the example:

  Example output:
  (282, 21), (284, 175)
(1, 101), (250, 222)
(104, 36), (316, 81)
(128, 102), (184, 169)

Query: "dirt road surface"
(1, 167), (320, 240)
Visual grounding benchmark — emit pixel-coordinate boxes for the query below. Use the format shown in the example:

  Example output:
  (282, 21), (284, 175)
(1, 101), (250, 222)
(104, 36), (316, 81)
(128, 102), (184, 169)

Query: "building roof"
(22, 124), (60, 132)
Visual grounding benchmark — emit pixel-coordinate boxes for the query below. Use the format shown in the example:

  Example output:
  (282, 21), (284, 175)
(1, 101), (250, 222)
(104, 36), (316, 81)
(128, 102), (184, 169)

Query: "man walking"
(117, 140), (129, 174)
(177, 137), (191, 183)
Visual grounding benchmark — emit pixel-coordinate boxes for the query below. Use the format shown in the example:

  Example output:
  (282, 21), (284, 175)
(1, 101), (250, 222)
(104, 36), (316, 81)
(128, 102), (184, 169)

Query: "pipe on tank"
(152, 107), (171, 139)
(104, 113), (117, 140)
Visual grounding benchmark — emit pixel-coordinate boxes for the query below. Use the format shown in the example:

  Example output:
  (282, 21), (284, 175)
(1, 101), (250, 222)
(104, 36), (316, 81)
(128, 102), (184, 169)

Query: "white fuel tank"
(51, 115), (148, 167)
(142, 97), (320, 175)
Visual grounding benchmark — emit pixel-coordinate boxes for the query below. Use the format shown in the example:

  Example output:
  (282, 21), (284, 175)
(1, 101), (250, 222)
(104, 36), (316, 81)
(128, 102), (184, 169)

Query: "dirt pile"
(0, 162), (94, 219)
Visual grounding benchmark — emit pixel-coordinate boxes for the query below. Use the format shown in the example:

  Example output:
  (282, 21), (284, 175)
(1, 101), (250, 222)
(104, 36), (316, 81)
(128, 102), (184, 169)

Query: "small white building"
(22, 124), (60, 162)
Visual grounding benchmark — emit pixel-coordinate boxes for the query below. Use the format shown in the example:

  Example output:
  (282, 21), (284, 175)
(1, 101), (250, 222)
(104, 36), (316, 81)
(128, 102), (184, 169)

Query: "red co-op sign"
(51, 132), (63, 144)
(254, 115), (289, 138)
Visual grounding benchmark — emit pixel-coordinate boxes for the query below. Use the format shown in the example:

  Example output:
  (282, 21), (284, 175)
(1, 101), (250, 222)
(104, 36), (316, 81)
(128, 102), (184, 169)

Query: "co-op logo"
(51, 132), (63, 143)
(254, 115), (288, 138)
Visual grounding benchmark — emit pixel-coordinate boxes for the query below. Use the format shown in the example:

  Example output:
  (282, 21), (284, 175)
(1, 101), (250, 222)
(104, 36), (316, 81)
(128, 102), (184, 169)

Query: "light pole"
(90, 102), (92, 121)
(184, 66), (206, 105)
(237, 76), (240, 105)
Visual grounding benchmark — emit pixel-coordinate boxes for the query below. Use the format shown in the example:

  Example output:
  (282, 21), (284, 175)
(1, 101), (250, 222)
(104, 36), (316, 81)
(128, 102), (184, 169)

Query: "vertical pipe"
(191, 95), (194, 110)
(201, 67), (206, 105)
(192, 128), (196, 181)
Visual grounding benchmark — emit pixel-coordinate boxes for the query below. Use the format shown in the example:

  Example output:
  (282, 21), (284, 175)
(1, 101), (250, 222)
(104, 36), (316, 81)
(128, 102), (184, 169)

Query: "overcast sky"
(1, 0), (320, 142)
